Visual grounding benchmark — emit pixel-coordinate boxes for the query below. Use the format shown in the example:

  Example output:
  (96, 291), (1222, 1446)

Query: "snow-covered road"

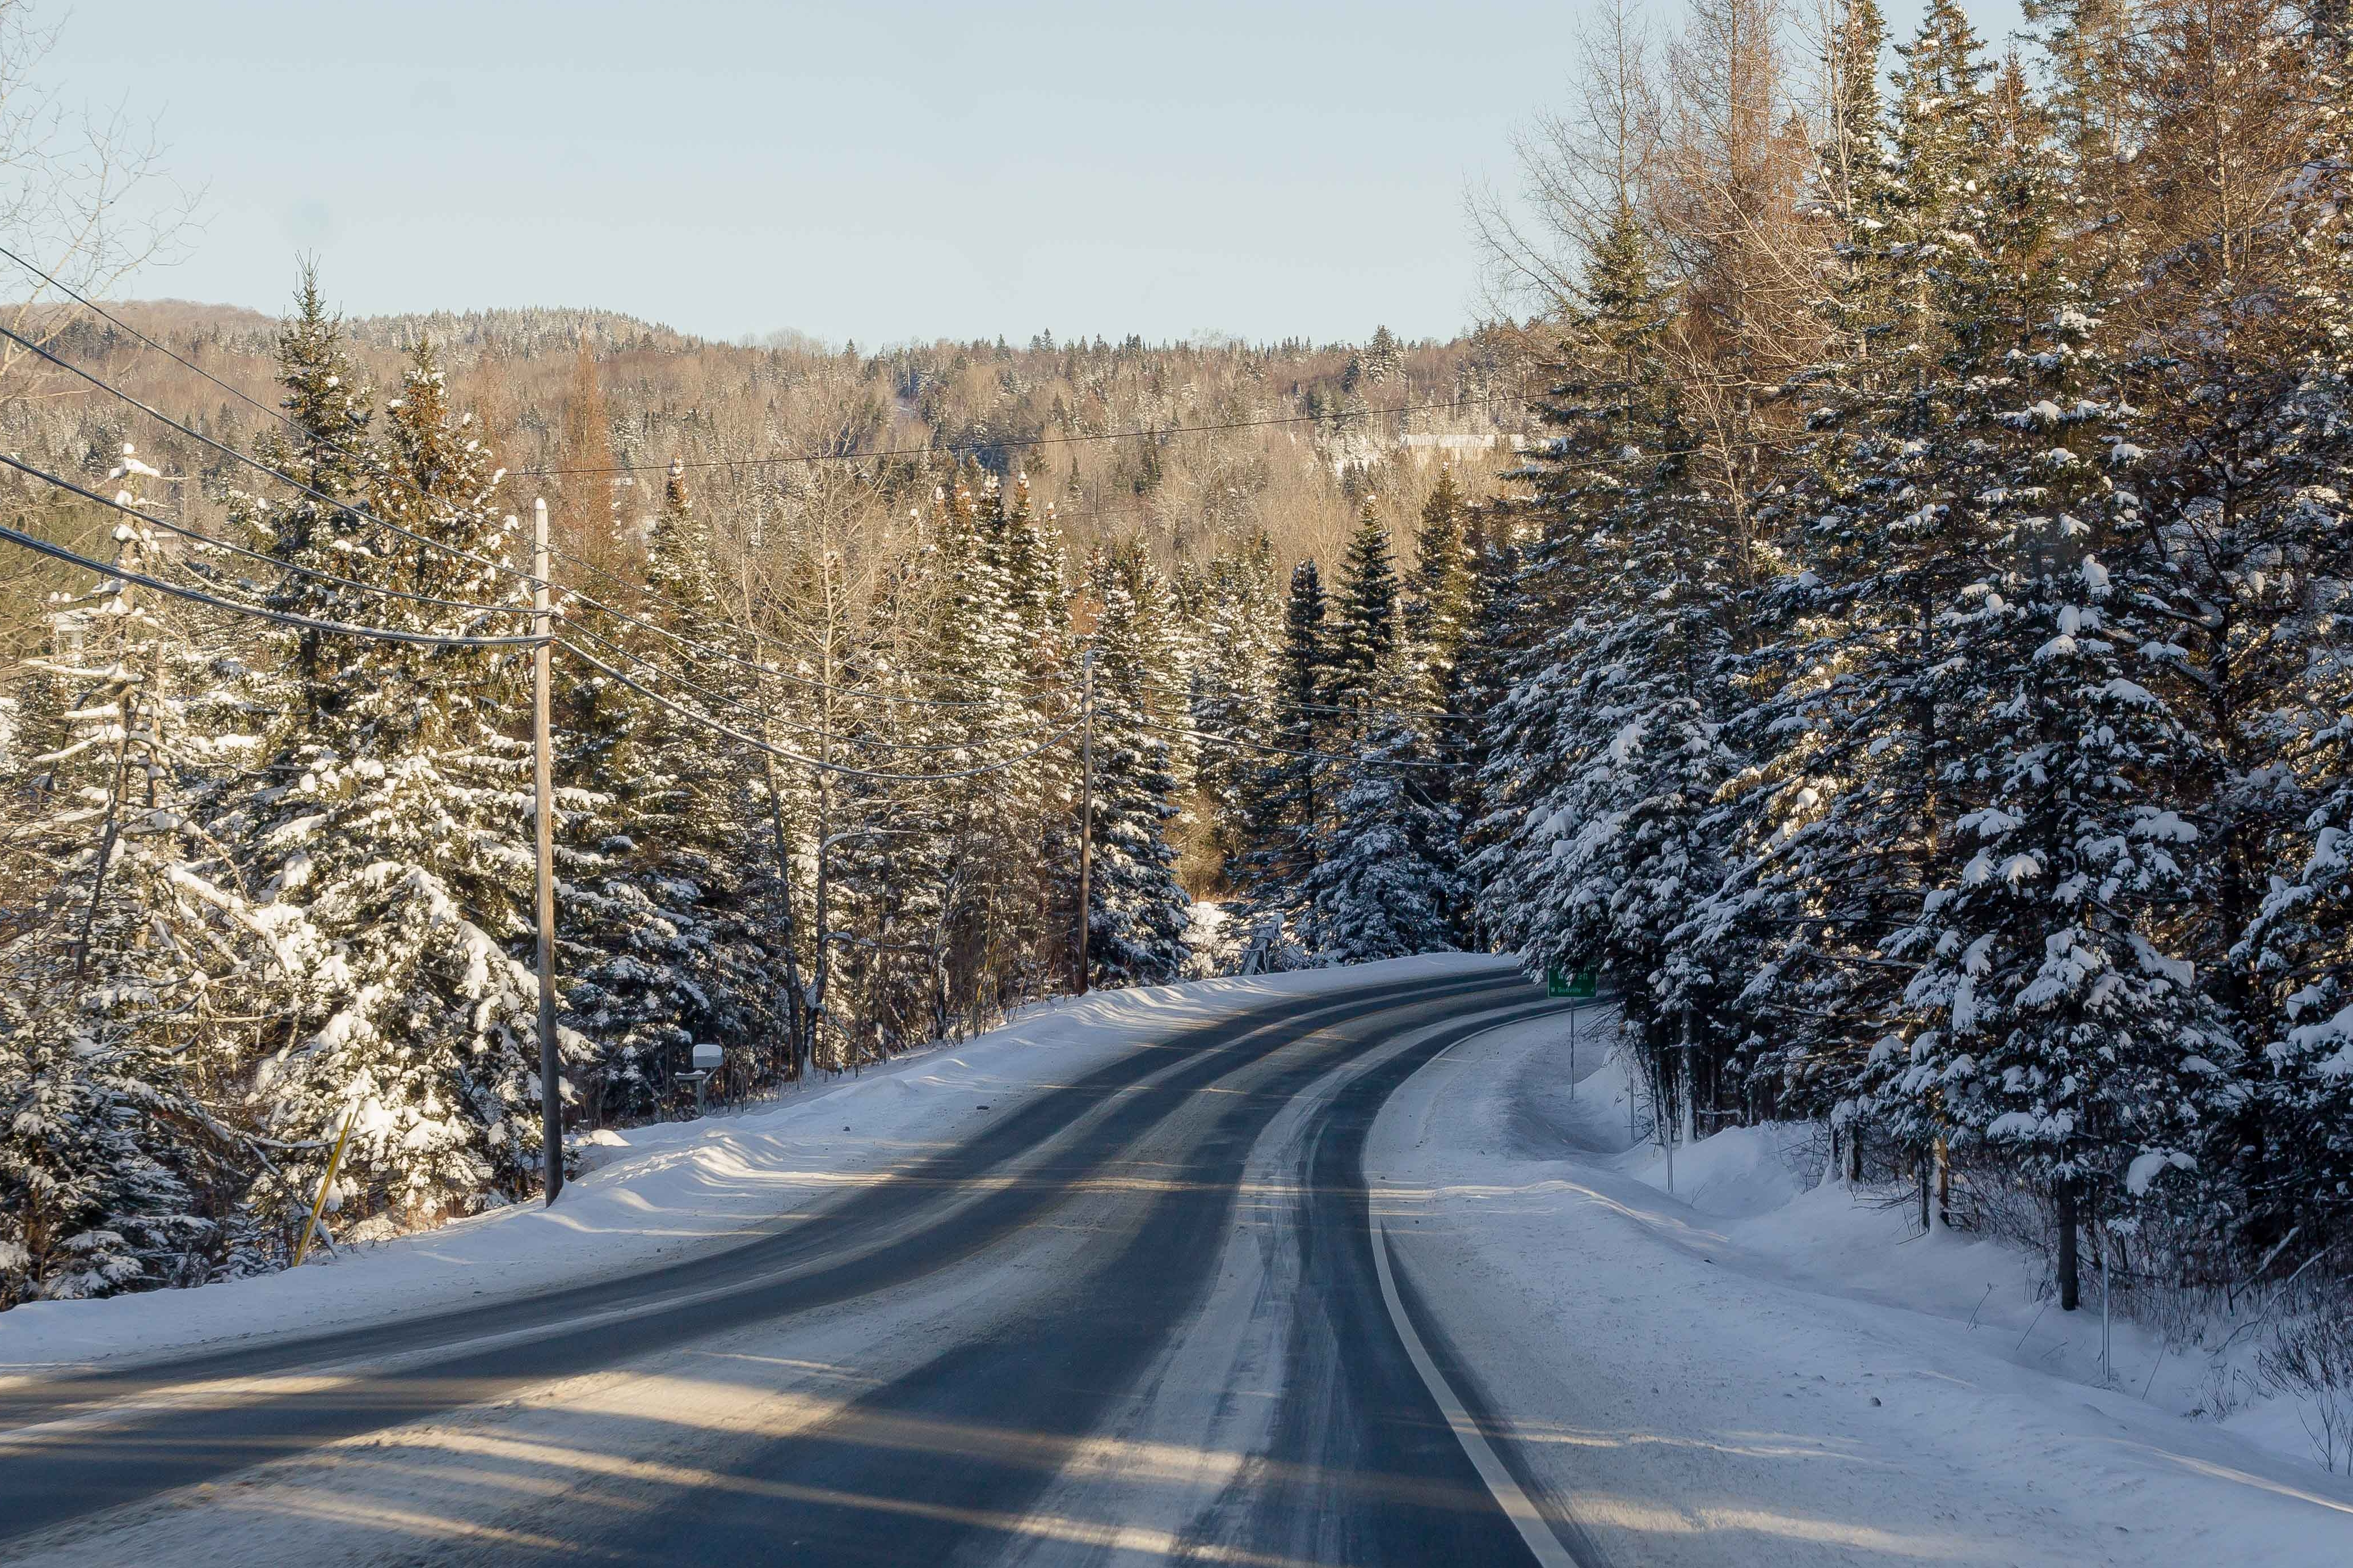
(1369, 1009), (2353, 1566)
(0, 960), (1572, 1566)
(7, 962), (2347, 1567)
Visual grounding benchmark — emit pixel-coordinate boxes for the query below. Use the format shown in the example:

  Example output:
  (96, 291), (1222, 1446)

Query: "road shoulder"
(1364, 1013), (2353, 1568)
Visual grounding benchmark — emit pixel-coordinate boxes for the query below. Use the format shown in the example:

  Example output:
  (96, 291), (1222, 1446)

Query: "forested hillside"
(3, 0), (2351, 1373)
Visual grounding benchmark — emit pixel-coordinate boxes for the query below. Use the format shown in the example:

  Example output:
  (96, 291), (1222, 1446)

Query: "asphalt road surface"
(0, 967), (1594, 1567)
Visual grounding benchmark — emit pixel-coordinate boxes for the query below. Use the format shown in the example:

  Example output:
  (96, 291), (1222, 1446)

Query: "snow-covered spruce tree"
(2240, 685), (2353, 1253)
(1188, 532), (1281, 881)
(0, 454), (267, 1303)
(1295, 610), (1465, 961)
(989, 473), (1077, 1003)
(237, 267), (382, 732)
(1684, 0), (1996, 1136)
(1476, 192), (1740, 1129)
(633, 458), (774, 1061)
(1447, 501), (1529, 938)
(906, 470), (1037, 1034)
(1230, 558), (1329, 969)
(1105, 532), (1197, 785)
(1868, 87), (2226, 1284)
(1406, 470), (1488, 858)
(1083, 571), (1192, 987)
(1406, 470), (1477, 682)
(815, 516), (952, 1061)
(1289, 499), (1465, 958)
(235, 334), (569, 1236)
(2224, 15), (2353, 1258)
(1323, 495), (1403, 715)
(1813, 0), (1896, 357)
(545, 555), (653, 1124)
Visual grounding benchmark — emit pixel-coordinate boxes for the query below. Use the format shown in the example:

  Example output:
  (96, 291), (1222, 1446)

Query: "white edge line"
(1367, 1016), (1581, 1568)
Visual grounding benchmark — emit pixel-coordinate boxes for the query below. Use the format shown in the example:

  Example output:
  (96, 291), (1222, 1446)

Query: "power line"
(0, 311), (545, 597)
(562, 616), (1066, 753)
(0, 513), (546, 649)
(1, 246), (1523, 507)
(513, 391), (1536, 478)
(556, 588), (1053, 711)
(0, 243), (292, 427)
(558, 638), (1083, 783)
(4, 242), (1538, 488)
(3, 241), (1777, 517)
(1134, 717), (1467, 769)
(0, 450), (531, 623)
(0, 269), (1063, 712)
(546, 539), (1043, 709)
(1132, 668), (1472, 724)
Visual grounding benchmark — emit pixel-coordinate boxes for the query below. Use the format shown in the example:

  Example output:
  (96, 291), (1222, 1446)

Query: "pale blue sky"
(57, 0), (2027, 346)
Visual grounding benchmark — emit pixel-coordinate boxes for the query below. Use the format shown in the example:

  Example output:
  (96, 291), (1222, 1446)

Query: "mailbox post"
(676, 1042), (723, 1118)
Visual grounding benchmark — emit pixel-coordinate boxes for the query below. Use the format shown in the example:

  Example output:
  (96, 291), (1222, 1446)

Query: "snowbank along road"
(0, 962), (1608, 1567)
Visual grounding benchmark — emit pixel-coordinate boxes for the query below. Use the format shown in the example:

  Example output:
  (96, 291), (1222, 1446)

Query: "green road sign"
(1548, 967), (1600, 999)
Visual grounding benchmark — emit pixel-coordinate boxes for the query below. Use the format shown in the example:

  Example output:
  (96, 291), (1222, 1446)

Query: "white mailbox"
(691, 1043), (723, 1072)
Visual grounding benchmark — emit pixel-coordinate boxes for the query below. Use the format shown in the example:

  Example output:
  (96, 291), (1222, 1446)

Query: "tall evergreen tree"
(1324, 497), (1403, 715)
(1870, 79), (2225, 1268)
(1406, 470), (1476, 681)
(1691, 0), (2003, 1124)
(1478, 187), (1741, 1126)
(1295, 612), (1466, 960)
(1, 452), (263, 1301)
(1231, 558), (1330, 968)
(237, 266), (378, 732)
(234, 333), (563, 1233)
(561, 458), (769, 1120)
(1190, 533), (1281, 880)
(1084, 575), (1193, 986)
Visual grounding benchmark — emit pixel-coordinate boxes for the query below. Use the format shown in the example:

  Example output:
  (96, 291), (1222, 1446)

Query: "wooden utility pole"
(532, 498), (562, 1206)
(1679, 999), (1697, 1148)
(2057, 1177), (2080, 1310)
(1075, 648), (1095, 995)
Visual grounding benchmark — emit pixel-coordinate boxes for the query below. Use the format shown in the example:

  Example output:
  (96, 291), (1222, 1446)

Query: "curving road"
(0, 967), (1595, 1567)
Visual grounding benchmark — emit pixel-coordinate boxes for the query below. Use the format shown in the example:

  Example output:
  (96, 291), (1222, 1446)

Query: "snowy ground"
(0, 954), (1504, 1379)
(1369, 1006), (2353, 1567)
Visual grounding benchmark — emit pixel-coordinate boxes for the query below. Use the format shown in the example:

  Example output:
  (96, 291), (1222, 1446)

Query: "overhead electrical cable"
(539, 543), (1067, 709)
(562, 617), (1067, 752)
(555, 588), (1051, 711)
(0, 286), (1069, 710)
(2, 241), (1776, 500)
(0, 315), (546, 596)
(559, 638), (1083, 783)
(516, 391), (1539, 477)
(1133, 717), (1467, 769)
(0, 451), (531, 622)
(0, 515), (547, 649)
(1, 248), (1542, 489)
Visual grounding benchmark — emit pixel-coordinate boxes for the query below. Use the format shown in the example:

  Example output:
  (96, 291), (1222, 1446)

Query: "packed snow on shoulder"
(1367, 1010), (2353, 1567)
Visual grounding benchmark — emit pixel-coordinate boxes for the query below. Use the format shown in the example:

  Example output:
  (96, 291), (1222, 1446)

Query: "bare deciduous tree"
(0, 0), (200, 394)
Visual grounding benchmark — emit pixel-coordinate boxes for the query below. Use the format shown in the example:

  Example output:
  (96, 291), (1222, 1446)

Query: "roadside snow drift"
(1368, 1010), (2353, 1568)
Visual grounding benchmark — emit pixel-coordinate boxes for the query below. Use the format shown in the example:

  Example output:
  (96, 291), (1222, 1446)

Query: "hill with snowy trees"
(2, 0), (2350, 1421)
